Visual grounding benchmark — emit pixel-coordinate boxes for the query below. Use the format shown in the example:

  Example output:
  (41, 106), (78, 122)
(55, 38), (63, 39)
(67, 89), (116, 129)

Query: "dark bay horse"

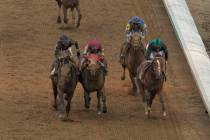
(56, 0), (82, 27)
(120, 32), (146, 95)
(50, 59), (78, 120)
(80, 54), (107, 114)
(136, 56), (166, 118)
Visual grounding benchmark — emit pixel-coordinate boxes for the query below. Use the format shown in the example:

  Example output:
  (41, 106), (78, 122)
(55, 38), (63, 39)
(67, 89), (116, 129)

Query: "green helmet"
(150, 38), (161, 46)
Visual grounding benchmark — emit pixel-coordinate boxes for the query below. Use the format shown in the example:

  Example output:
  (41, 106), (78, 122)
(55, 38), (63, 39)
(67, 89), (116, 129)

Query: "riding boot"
(50, 59), (59, 78)
(120, 43), (129, 66)
(102, 59), (108, 75)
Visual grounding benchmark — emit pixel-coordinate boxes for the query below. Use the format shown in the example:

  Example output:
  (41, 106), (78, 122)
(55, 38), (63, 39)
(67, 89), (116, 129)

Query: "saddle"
(82, 54), (105, 68)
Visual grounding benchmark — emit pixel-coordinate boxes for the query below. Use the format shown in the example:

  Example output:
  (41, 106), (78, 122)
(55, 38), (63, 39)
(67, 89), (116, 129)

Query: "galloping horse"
(50, 58), (78, 120)
(136, 55), (166, 118)
(120, 32), (145, 95)
(80, 54), (107, 114)
(56, 0), (82, 27)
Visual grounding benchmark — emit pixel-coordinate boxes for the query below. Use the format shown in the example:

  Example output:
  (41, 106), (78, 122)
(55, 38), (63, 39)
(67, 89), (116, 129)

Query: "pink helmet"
(88, 39), (102, 50)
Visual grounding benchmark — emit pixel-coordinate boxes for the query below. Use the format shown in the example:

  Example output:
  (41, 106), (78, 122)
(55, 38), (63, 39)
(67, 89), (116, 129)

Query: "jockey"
(126, 16), (147, 42)
(146, 38), (168, 62)
(50, 34), (80, 76)
(80, 39), (107, 73)
(139, 38), (168, 82)
(83, 39), (104, 56)
(120, 16), (147, 59)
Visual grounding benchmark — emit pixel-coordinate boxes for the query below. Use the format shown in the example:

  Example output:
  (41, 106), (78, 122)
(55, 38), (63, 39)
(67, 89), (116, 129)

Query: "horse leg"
(52, 81), (58, 109)
(66, 91), (74, 118)
(121, 65), (126, 80)
(58, 88), (65, 120)
(71, 8), (75, 20)
(159, 92), (166, 117)
(144, 90), (150, 117)
(75, 5), (82, 28)
(63, 6), (68, 24)
(136, 79), (145, 102)
(129, 73), (137, 96)
(97, 91), (102, 115)
(84, 91), (91, 109)
(101, 88), (107, 113)
(147, 93), (156, 118)
(56, 0), (62, 23)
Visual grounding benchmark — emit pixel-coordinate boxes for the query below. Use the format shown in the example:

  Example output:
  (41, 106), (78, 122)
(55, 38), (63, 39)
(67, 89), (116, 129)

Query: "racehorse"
(55, 0), (82, 27)
(136, 55), (166, 118)
(80, 54), (107, 114)
(120, 32), (145, 95)
(50, 58), (78, 120)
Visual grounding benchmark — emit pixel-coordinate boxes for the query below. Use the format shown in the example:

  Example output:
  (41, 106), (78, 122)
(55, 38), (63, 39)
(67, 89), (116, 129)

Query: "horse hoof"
(97, 111), (102, 115)
(57, 17), (61, 24)
(163, 112), (167, 117)
(121, 76), (125, 80)
(58, 114), (65, 121)
(75, 22), (80, 28)
(103, 107), (107, 113)
(131, 89), (137, 96)
(64, 19), (68, 24)
(53, 104), (57, 110)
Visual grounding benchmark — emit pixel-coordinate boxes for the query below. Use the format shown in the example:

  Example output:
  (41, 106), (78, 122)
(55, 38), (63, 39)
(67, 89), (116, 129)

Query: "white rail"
(163, 0), (210, 116)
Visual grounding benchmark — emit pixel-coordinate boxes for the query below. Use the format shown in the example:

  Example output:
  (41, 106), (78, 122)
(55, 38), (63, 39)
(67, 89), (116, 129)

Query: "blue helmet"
(59, 34), (70, 46)
(130, 16), (144, 25)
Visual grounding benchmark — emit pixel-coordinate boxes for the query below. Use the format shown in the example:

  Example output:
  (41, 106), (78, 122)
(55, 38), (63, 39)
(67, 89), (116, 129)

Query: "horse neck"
(144, 64), (164, 89)
(83, 66), (104, 80)
(128, 45), (145, 65)
(59, 63), (72, 79)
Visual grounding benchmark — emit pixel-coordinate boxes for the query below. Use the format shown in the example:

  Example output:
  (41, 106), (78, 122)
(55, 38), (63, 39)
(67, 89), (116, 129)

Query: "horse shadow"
(58, 24), (78, 31)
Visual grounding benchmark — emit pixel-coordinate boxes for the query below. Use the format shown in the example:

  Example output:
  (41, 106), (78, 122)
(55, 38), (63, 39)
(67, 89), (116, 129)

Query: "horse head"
(86, 54), (101, 78)
(151, 56), (165, 80)
(130, 32), (143, 50)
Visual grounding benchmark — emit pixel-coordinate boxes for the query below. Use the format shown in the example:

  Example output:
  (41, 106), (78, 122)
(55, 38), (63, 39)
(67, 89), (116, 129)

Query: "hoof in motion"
(163, 111), (167, 117)
(58, 114), (66, 121)
(64, 18), (68, 24)
(97, 110), (102, 115)
(57, 16), (61, 24)
(103, 107), (107, 113)
(75, 14), (82, 28)
(121, 76), (125, 80)
(53, 104), (57, 110)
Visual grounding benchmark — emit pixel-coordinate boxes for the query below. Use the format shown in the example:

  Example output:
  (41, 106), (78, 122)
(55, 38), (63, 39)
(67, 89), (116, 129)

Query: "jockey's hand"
(77, 51), (81, 58)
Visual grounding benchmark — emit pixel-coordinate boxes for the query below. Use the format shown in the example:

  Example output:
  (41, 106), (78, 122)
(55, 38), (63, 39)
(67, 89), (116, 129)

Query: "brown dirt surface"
(0, 0), (210, 140)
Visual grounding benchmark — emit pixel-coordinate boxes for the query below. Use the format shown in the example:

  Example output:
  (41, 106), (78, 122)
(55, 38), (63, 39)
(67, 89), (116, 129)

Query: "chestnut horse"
(136, 56), (166, 118)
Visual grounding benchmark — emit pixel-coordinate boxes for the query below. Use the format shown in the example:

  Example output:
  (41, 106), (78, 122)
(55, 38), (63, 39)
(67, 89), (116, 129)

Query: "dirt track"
(0, 0), (210, 139)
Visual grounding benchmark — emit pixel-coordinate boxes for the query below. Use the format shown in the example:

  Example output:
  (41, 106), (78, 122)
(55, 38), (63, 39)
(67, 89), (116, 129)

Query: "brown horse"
(120, 32), (145, 95)
(80, 54), (107, 114)
(50, 59), (78, 120)
(56, 0), (82, 27)
(136, 56), (166, 118)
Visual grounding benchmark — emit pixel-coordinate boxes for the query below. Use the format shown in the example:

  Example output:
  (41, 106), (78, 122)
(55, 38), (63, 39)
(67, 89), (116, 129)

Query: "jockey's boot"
(49, 60), (59, 78)
(120, 43), (129, 67)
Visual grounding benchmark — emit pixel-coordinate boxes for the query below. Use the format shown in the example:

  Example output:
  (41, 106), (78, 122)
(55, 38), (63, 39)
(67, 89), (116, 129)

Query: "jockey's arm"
(161, 42), (168, 61)
(146, 45), (152, 59)
(68, 40), (81, 58)
(54, 43), (61, 59)
(140, 24), (148, 38)
(83, 45), (89, 54)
